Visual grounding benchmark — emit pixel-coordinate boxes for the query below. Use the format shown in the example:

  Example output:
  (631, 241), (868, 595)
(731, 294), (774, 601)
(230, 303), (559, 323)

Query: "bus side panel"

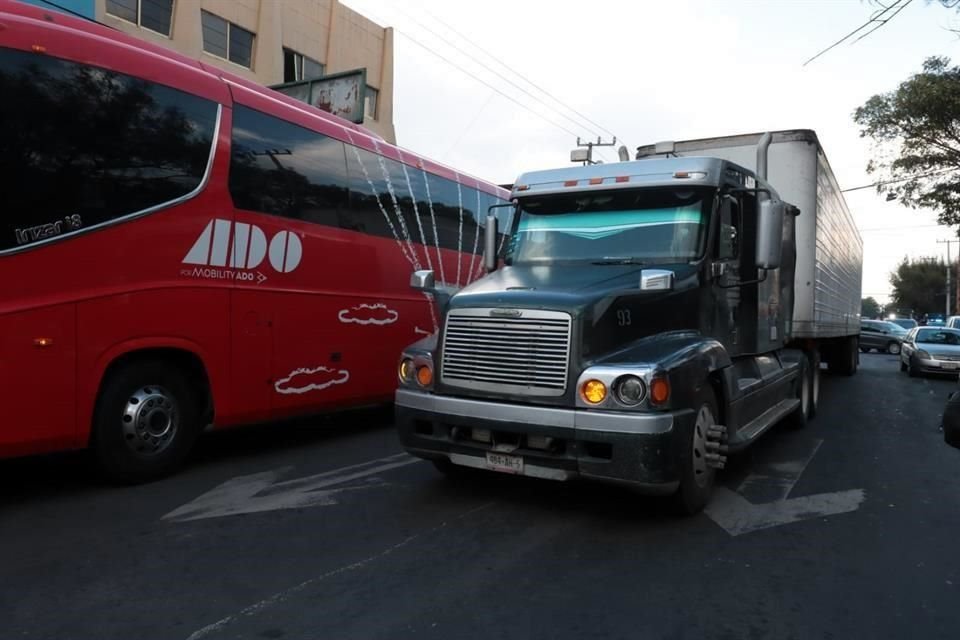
(0, 303), (77, 456)
(75, 289), (233, 438)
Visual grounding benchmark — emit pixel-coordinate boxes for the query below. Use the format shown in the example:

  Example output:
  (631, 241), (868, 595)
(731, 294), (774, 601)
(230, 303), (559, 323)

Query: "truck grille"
(440, 308), (572, 397)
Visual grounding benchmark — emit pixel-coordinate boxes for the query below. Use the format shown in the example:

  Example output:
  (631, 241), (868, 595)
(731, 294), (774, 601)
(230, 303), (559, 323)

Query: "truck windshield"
(507, 187), (711, 264)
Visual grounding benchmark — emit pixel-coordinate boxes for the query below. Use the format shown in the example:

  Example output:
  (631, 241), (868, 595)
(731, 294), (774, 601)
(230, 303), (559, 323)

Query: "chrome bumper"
(395, 389), (687, 493)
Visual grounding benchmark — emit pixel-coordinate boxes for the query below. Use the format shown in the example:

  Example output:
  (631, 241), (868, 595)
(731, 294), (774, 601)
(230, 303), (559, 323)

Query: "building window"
(106, 0), (174, 37)
(283, 48), (324, 83)
(201, 10), (256, 69)
(364, 85), (379, 120)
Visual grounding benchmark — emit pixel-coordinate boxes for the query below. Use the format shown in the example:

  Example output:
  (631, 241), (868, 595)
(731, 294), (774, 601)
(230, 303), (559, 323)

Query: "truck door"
(711, 195), (743, 354)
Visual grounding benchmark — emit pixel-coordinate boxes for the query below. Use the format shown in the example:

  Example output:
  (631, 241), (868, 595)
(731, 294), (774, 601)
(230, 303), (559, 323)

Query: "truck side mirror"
(484, 213), (499, 273)
(410, 270), (436, 292)
(756, 199), (784, 269)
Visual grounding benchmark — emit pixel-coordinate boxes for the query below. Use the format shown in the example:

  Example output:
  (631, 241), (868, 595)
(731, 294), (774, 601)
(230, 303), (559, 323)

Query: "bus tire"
(92, 359), (202, 484)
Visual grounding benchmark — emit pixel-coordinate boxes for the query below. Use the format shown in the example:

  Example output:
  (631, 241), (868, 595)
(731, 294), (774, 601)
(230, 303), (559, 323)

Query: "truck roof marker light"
(615, 176), (630, 183)
(674, 171), (707, 180)
(589, 177), (603, 185)
(650, 377), (670, 405)
(564, 180), (578, 187)
(33, 337), (53, 348)
(31, 44), (47, 54)
(515, 184), (530, 191)
(581, 379), (607, 404)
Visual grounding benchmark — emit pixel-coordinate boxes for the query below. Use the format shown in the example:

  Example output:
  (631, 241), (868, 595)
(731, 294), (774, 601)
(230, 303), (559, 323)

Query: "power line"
(388, 4), (606, 143)
(803, 0), (914, 66)
(395, 30), (583, 139)
(841, 168), (958, 192)
(418, 6), (620, 143)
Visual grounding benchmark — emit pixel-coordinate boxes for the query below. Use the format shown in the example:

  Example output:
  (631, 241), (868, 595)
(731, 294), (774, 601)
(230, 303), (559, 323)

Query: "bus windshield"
(506, 187), (711, 265)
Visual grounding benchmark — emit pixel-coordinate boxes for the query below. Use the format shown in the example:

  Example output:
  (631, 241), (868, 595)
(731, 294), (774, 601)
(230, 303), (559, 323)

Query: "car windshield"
(883, 322), (908, 334)
(893, 319), (918, 329)
(915, 328), (960, 345)
(506, 187), (711, 265)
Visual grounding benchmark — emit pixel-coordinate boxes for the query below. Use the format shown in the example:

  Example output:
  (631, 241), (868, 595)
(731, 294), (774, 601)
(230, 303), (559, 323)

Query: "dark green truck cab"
(395, 139), (819, 514)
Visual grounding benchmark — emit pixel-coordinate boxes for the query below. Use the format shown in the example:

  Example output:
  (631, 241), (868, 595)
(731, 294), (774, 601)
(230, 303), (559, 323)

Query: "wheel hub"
(122, 386), (179, 456)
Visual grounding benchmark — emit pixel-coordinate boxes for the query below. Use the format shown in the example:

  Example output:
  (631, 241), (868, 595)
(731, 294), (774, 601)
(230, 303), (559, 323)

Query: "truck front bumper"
(396, 388), (693, 494)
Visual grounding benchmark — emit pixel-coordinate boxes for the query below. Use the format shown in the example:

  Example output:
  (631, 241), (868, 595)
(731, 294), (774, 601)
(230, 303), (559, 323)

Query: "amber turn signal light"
(416, 366), (433, 387)
(581, 379), (607, 404)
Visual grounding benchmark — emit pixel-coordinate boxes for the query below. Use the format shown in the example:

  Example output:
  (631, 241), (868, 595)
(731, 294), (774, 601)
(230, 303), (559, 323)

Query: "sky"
(343, 0), (960, 304)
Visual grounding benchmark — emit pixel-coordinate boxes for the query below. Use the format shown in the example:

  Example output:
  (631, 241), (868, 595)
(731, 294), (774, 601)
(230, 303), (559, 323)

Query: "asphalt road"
(3, 354), (959, 640)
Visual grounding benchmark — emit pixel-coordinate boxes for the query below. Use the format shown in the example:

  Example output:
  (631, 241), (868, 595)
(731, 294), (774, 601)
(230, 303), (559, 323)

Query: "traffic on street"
(3, 1), (960, 639)
(2, 355), (958, 640)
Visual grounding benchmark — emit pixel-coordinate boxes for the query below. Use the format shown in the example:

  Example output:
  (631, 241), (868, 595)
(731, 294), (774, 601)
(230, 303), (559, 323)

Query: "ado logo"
(183, 219), (302, 274)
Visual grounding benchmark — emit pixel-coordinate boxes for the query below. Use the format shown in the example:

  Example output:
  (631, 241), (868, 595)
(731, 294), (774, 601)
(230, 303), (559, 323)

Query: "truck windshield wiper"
(591, 257), (646, 265)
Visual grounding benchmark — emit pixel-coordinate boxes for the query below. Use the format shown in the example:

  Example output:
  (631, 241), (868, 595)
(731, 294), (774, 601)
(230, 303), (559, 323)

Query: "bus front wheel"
(92, 359), (202, 483)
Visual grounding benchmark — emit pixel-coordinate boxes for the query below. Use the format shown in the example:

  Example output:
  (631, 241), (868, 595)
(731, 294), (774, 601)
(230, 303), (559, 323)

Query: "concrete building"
(25, 0), (395, 142)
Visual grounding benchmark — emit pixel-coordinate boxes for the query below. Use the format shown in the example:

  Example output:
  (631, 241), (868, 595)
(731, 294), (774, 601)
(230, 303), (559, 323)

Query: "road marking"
(184, 502), (495, 640)
(704, 439), (866, 536)
(163, 453), (421, 522)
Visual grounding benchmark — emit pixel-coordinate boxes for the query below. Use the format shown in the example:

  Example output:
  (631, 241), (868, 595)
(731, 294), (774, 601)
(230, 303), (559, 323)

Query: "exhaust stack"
(756, 132), (772, 181)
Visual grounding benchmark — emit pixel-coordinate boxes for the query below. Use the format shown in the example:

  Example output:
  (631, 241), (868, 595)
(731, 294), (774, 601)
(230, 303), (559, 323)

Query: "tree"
(853, 57), (960, 226)
(861, 296), (881, 318)
(889, 256), (948, 316)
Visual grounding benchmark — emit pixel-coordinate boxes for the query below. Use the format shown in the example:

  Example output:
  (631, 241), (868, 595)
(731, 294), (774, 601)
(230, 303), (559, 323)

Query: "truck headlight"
(399, 358), (415, 383)
(614, 375), (646, 405)
(581, 379), (607, 404)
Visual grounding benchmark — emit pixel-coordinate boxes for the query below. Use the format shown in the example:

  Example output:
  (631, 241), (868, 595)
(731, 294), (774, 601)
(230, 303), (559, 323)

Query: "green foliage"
(889, 256), (948, 315)
(853, 57), (960, 225)
(861, 296), (881, 318)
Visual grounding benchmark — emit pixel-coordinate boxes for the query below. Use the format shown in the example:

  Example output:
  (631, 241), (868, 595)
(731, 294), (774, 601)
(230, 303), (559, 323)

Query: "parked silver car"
(859, 320), (907, 354)
(900, 327), (960, 376)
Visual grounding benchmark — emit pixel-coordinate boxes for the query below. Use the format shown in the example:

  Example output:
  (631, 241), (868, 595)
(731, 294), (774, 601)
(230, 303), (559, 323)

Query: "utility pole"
(938, 239), (955, 317)
(570, 137), (617, 166)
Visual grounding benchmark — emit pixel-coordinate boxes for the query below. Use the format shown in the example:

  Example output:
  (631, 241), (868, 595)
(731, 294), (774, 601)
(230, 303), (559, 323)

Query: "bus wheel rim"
(121, 386), (179, 456)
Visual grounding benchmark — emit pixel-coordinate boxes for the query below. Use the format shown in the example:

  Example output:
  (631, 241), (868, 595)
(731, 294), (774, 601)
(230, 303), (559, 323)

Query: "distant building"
(24, 0), (395, 143)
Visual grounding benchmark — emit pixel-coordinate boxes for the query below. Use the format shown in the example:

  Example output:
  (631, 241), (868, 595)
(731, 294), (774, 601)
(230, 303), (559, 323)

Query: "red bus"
(0, 0), (510, 481)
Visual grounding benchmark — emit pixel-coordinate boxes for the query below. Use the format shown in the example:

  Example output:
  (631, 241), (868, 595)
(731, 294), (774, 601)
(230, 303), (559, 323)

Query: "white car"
(900, 327), (960, 377)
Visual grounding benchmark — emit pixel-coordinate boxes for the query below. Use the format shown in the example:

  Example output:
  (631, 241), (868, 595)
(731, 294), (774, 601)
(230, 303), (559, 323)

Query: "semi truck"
(394, 129), (862, 513)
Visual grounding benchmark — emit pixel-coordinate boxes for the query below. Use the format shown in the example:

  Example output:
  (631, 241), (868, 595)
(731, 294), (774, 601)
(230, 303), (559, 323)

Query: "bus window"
(0, 47), (218, 252)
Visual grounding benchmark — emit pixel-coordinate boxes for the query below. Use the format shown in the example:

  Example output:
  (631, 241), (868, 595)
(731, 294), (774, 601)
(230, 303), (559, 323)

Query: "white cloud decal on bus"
(338, 303), (399, 326)
(274, 366), (350, 395)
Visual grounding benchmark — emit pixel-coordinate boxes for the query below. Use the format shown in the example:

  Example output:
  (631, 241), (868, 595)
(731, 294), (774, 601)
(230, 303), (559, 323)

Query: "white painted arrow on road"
(704, 439), (866, 536)
(163, 453), (420, 522)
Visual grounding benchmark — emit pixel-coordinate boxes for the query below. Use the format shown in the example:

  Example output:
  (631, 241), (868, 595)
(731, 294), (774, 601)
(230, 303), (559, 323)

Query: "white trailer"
(636, 130), (863, 373)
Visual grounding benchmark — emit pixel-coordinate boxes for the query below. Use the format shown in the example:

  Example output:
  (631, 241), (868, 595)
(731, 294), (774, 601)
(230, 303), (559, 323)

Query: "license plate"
(485, 452), (523, 475)
(942, 362), (959, 370)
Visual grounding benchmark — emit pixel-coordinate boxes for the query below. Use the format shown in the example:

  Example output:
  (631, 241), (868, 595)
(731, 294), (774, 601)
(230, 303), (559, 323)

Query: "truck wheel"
(829, 337), (858, 376)
(860, 346), (871, 354)
(887, 342), (901, 355)
(808, 350), (820, 419)
(92, 360), (202, 484)
(786, 355), (812, 430)
(673, 391), (719, 515)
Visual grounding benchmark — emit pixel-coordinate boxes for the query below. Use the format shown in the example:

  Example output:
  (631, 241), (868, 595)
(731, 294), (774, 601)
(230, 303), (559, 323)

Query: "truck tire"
(673, 390), (719, 516)
(92, 359), (202, 484)
(786, 355), (812, 430)
(808, 350), (821, 419)
(829, 337), (858, 376)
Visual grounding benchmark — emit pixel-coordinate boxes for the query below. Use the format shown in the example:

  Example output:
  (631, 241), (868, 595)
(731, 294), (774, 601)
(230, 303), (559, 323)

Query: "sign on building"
(270, 69), (367, 124)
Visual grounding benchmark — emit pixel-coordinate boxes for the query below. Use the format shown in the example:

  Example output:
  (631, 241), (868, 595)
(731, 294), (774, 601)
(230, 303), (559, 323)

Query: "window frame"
(201, 10), (256, 70)
(105, 0), (175, 38)
(0, 51), (223, 256)
(364, 85), (379, 121)
(283, 48), (325, 83)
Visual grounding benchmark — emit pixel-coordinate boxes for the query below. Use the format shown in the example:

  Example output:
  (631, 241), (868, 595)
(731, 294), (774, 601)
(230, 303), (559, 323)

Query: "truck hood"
(450, 263), (698, 315)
